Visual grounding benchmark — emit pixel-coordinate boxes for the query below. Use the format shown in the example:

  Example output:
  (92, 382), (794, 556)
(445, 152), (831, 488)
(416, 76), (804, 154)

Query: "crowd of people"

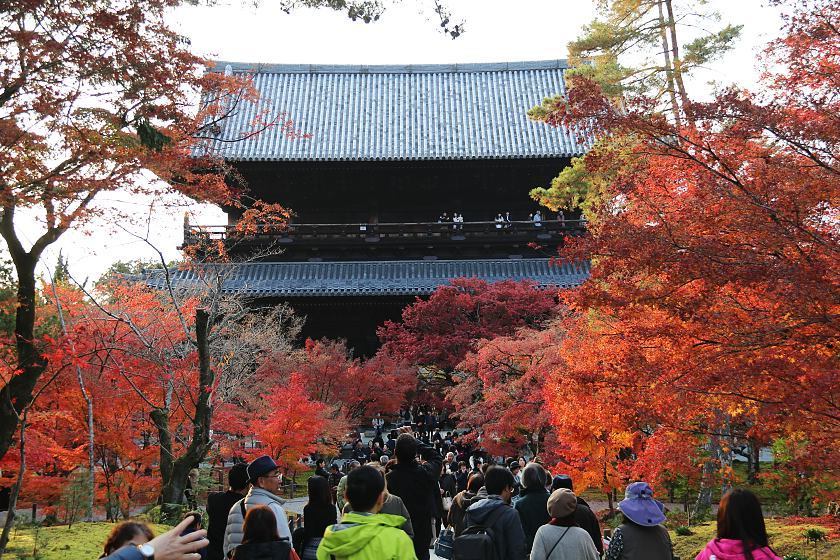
(434, 211), (565, 228)
(95, 424), (784, 560)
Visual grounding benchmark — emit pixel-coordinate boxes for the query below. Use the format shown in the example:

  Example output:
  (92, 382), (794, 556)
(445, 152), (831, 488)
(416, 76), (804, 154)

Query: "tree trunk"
(695, 435), (720, 513)
(150, 406), (175, 497)
(657, 0), (682, 126)
(154, 309), (215, 523)
(664, 0), (691, 113)
(160, 461), (192, 506)
(0, 415), (27, 557)
(0, 256), (46, 462)
(748, 440), (761, 484)
(85, 398), (95, 519)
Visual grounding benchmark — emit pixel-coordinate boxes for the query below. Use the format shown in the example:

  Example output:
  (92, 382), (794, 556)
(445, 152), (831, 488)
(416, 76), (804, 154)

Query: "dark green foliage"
(136, 119), (172, 151)
(683, 24), (743, 66)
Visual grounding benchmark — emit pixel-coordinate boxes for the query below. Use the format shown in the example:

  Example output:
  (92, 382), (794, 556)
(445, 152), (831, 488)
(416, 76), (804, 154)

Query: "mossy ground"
(669, 517), (839, 560)
(3, 521), (171, 560)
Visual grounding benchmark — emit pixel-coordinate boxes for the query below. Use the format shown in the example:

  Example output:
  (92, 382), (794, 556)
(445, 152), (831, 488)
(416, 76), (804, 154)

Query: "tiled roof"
(144, 259), (589, 297)
(203, 60), (591, 161)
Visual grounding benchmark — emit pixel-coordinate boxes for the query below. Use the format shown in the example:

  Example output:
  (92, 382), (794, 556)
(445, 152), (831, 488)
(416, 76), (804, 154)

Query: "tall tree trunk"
(695, 434), (721, 513)
(155, 309), (215, 523)
(658, 0), (682, 126)
(664, 0), (691, 113)
(150, 406), (175, 498)
(0, 256), (45, 462)
(0, 413), (27, 558)
(748, 440), (761, 484)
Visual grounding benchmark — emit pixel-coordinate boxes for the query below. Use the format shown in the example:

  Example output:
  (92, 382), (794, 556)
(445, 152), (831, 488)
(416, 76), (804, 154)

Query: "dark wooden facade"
(180, 61), (591, 354)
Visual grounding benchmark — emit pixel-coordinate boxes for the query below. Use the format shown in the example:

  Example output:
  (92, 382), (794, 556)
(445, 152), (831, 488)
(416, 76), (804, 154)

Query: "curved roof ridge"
(211, 60), (570, 75)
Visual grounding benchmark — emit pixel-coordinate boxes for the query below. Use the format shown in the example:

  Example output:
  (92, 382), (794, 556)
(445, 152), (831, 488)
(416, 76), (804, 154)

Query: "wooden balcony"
(183, 219), (585, 260)
(187, 219), (583, 243)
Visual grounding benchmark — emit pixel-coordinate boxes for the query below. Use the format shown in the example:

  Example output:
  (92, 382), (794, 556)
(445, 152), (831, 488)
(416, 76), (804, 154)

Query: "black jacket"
(464, 496), (526, 560)
(454, 469), (469, 493)
(439, 472), (457, 498)
(206, 490), (246, 560)
(575, 496), (604, 554)
(231, 541), (290, 560)
(513, 486), (550, 552)
(385, 442), (442, 560)
(302, 502), (337, 543)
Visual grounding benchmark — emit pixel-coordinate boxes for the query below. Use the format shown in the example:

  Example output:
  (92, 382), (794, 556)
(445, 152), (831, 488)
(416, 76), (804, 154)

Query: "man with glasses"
(223, 455), (292, 558)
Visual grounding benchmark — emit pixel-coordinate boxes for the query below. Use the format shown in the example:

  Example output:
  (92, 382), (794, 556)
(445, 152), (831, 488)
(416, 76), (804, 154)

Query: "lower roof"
(144, 259), (589, 298)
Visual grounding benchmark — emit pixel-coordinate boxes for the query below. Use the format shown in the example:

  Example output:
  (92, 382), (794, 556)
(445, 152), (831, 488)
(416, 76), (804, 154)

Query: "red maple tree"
(530, 0), (838, 508)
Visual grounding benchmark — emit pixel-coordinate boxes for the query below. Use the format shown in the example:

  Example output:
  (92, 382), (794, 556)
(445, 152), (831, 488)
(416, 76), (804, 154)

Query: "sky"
(15, 0), (785, 282)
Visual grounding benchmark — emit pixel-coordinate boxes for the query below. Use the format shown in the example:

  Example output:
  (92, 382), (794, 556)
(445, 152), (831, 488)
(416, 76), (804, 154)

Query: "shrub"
(805, 528), (827, 543)
(675, 526), (693, 536)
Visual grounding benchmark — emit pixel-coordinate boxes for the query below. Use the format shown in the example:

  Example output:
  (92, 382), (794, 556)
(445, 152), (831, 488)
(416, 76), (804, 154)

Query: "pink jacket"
(695, 538), (782, 560)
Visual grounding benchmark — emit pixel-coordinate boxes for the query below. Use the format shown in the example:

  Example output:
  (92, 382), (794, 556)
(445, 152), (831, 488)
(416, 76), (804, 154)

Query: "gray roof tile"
(144, 259), (589, 298)
(202, 60), (590, 161)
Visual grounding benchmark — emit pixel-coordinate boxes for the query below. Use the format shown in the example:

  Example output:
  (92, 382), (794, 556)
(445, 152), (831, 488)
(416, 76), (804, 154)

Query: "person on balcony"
(454, 213), (464, 230)
(495, 213), (504, 229)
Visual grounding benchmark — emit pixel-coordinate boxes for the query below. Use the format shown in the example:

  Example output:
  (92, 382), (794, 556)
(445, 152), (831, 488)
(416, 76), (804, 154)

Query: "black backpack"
(452, 505), (508, 560)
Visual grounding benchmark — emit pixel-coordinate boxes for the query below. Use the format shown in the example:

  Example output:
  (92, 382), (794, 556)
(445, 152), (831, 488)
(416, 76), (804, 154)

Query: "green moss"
(4, 522), (171, 560)
(670, 519), (838, 560)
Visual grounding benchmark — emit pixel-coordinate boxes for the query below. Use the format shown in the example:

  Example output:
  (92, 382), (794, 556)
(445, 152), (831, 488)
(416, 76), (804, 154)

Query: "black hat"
(247, 455), (280, 483)
(552, 474), (574, 491)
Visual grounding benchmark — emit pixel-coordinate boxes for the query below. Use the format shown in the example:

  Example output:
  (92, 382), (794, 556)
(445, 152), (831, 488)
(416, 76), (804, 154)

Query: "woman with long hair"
(695, 489), (781, 560)
(300, 475), (337, 560)
(232, 506), (291, 560)
(101, 522), (155, 557)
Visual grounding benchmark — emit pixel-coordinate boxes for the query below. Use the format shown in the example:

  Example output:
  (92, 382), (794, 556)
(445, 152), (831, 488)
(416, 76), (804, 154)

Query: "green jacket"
(316, 512), (417, 560)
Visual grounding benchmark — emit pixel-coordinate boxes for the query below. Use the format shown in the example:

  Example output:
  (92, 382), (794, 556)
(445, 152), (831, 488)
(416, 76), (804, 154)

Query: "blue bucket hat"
(618, 482), (666, 526)
(247, 455), (280, 483)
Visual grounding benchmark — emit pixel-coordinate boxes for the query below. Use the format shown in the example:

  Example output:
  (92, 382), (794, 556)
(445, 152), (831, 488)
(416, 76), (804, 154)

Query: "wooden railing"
(184, 219), (586, 245)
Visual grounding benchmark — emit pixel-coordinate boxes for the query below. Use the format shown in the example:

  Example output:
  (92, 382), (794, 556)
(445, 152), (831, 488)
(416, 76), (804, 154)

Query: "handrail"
(182, 219), (586, 245)
(188, 219), (584, 230)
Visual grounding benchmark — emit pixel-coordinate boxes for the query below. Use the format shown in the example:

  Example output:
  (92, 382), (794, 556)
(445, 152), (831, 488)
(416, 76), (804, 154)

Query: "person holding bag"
(530, 489), (599, 560)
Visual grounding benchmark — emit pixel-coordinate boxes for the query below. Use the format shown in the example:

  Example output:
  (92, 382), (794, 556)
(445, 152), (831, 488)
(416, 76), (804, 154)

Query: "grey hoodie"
(464, 495), (526, 560)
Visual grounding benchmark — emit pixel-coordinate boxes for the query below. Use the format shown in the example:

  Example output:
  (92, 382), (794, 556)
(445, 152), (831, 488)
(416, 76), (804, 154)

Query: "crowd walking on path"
(94, 418), (784, 560)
